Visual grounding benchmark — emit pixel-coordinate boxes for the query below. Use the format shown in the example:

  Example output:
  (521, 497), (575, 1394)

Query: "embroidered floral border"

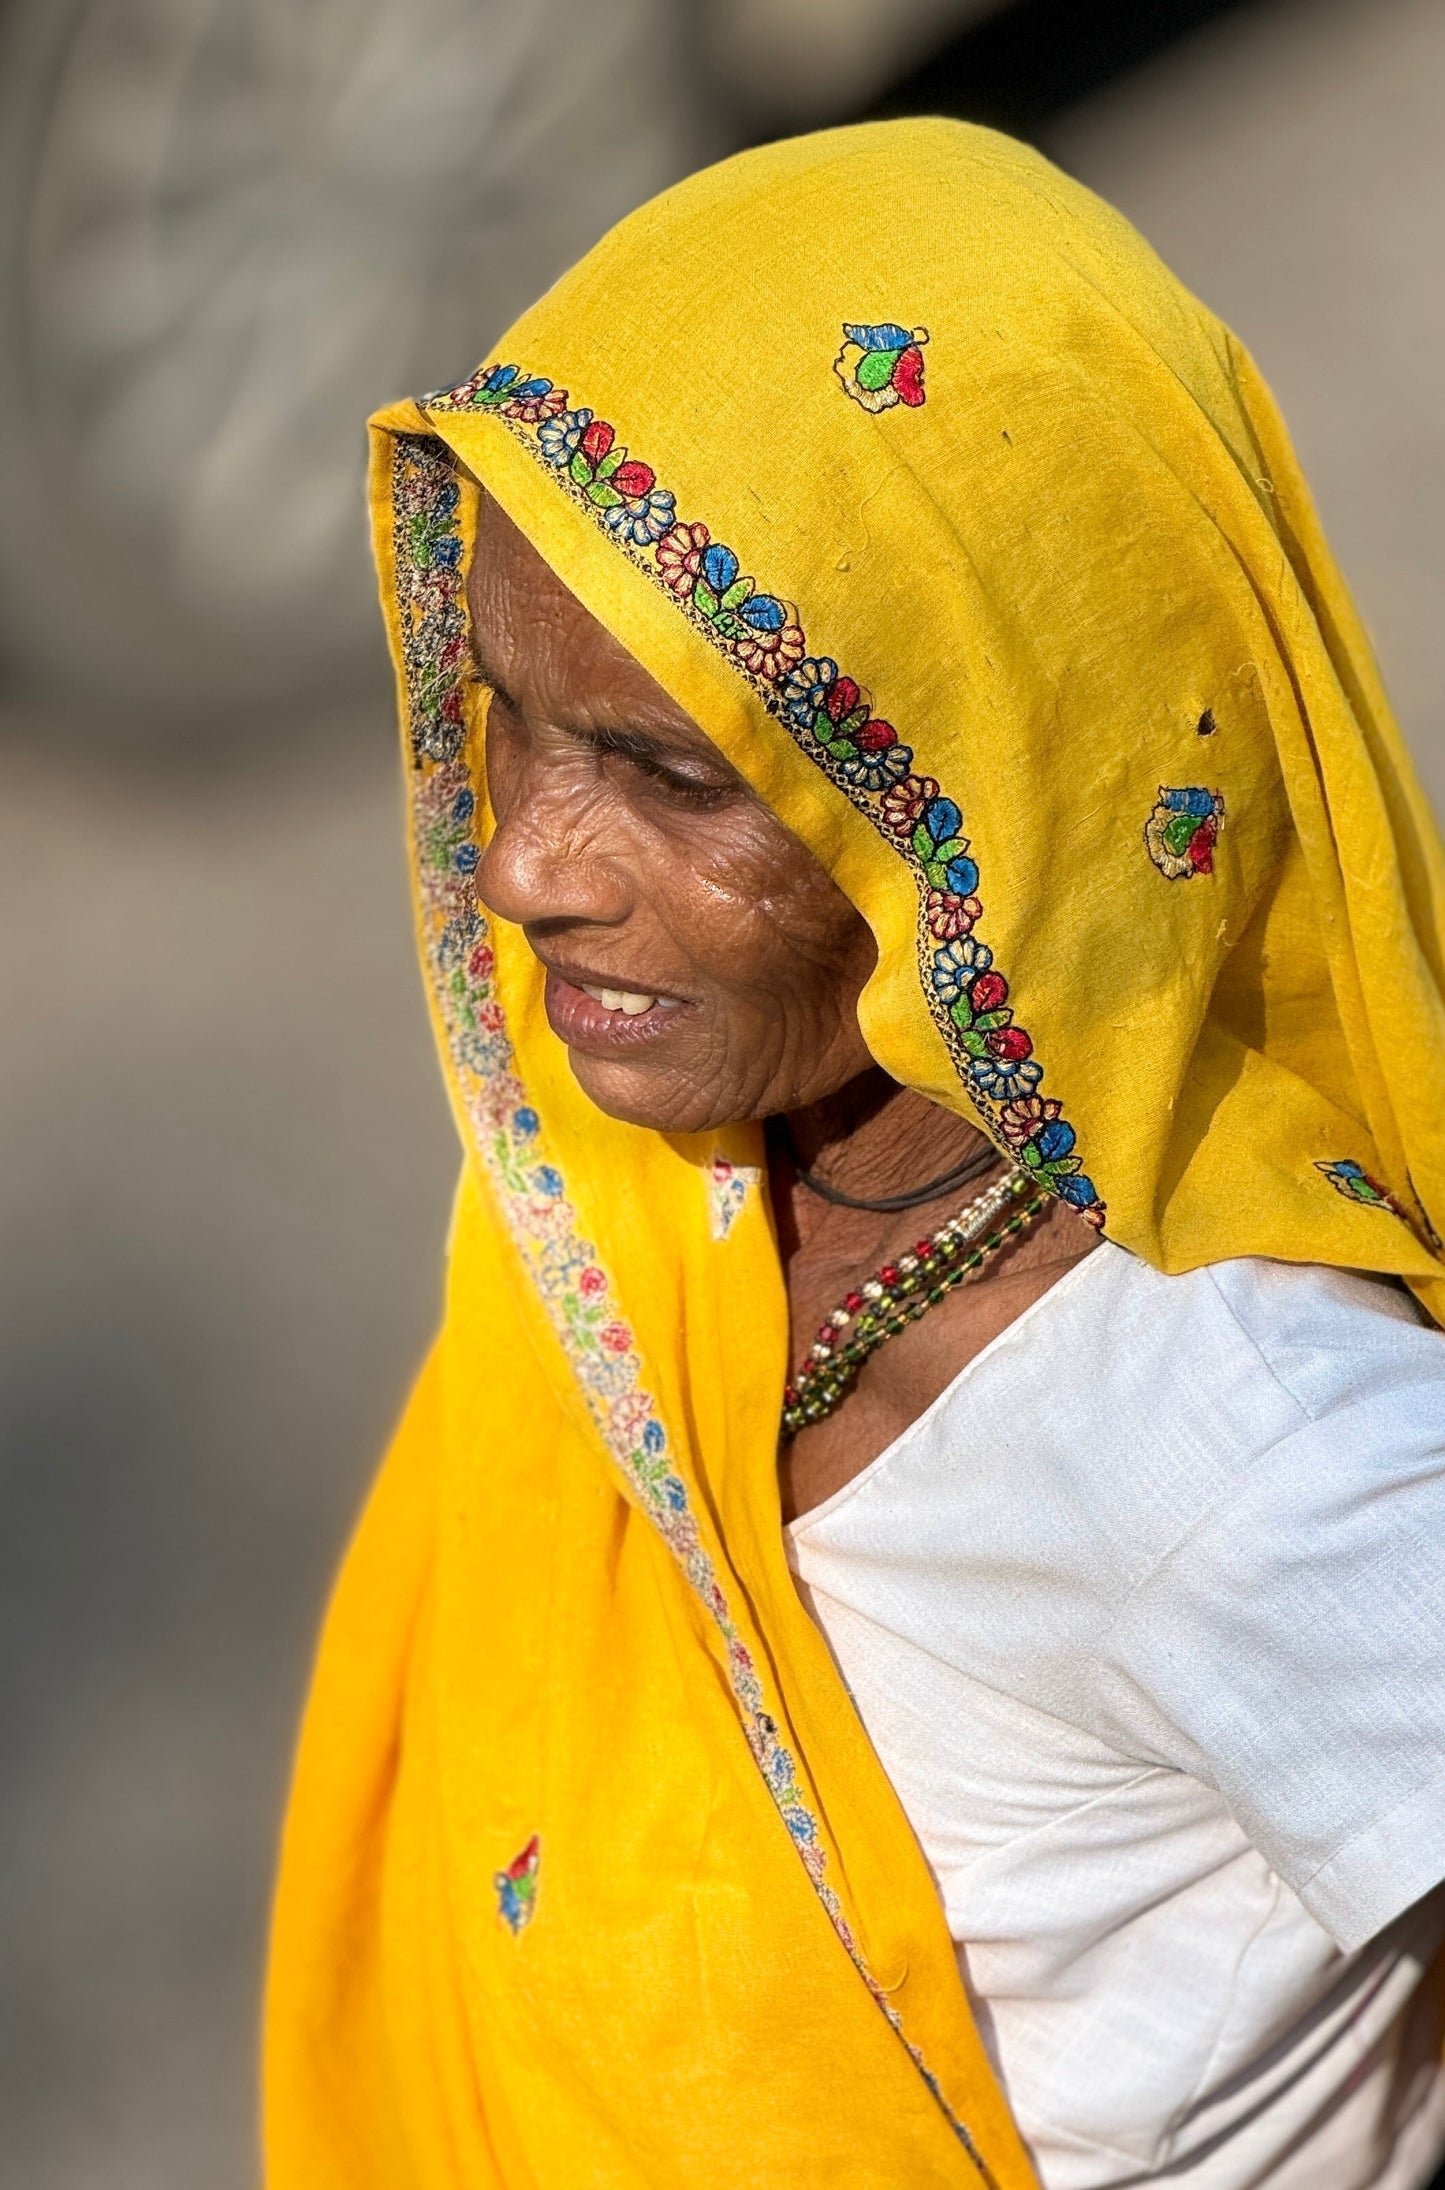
(391, 433), (991, 2175)
(422, 360), (1105, 1234)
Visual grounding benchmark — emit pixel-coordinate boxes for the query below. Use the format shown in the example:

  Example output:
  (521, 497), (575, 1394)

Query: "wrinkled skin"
(468, 494), (1094, 1514)
(471, 496), (877, 1134)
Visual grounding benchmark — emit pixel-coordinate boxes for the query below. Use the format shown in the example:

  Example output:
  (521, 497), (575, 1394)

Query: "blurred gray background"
(2, 2), (1442, 2183)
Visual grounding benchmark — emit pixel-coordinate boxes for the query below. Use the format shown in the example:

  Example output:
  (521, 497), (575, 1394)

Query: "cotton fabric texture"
(788, 1247), (1445, 2187)
(265, 121), (1445, 2188)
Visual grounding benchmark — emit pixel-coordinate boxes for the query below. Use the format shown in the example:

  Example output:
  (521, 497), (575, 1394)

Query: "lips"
(542, 968), (690, 1054)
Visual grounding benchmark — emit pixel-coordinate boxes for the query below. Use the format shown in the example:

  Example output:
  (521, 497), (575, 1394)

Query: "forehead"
(466, 491), (706, 740)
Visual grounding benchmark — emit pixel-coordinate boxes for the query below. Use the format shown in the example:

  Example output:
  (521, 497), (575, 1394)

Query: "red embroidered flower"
(881, 774), (939, 836)
(477, 1000), (504, 1033)
(856, 717), (896, 753)
(657, 520), (710, 596)
(823, 675), (862, 725)
(599, 1320), (632, 1356)
(926, 888), (980, 940)
(734, 619), (805, 680)
(999, 1095), (1062, 1147)
(611, 458), (656, 499)
(986, 1024), (1033, 1062)
(581, 419), (614, 466)
(467, 942), (495, 980)
(579, 1265), (607, 1300)
(970, 970), (1008, 1013)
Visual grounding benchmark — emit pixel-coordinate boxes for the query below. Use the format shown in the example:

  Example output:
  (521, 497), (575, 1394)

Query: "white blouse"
(786, 1246), (1445, 2189)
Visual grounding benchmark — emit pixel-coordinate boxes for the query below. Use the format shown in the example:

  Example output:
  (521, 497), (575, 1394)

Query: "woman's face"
(469, 495), (876, 1134)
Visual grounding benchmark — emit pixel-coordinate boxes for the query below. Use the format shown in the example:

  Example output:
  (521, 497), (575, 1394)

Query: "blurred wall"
(2, 3), (1441, 2187)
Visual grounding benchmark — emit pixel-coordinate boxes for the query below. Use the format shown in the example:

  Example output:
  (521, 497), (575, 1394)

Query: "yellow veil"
(265, 122), (1445, 2187)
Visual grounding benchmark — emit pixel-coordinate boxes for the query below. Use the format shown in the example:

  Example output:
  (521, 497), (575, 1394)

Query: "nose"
(476, 764), (633, 932)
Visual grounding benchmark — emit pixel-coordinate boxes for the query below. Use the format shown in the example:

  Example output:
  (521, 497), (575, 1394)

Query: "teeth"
(581, 983), (658, 1016)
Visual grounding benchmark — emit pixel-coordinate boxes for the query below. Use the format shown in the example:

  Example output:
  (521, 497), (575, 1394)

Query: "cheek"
(647, 810), (873, 1019)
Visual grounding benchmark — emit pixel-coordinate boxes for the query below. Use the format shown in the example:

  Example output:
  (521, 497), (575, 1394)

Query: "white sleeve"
(1093, 1264), (1445, 1953)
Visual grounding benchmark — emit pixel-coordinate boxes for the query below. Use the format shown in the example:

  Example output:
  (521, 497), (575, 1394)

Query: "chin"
(566, 1051), (740, 1137)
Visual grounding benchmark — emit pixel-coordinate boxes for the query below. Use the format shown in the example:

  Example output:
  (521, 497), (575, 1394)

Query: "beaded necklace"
(781, 1164), (1045, 1440)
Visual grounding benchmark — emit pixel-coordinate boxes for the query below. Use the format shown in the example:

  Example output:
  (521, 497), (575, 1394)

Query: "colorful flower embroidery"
(834, 321), (929, 412)
(394, 427), (996, 2174)
(1317, 1159), (1405, 1216)
(707, 1154), (759, 1241)
(424, 364), (1104, 1237)
(1145, 786), (1224, 879)
(495, 1834), (540, 1932)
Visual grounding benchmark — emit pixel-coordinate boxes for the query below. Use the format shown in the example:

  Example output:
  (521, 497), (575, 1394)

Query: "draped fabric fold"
(265, 120), (1445, 2187)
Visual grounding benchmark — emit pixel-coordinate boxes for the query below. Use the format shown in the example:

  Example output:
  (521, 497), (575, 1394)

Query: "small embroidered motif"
(707, 1155), (760, 1241)
(1317, 1160), (1405, 1217)
(1145, 786), (1224, 878)
(495, 1834), (540, 1932)
(834, 322), (929, 413)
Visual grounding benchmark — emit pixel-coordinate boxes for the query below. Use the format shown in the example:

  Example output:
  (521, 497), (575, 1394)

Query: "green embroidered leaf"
(720, 577), (755, 610)
(857, 347), (901, 392)
(1019, 1142), (1044, 1168)
(715, 613), (743, 640)
(587, 482), (624, 509)
(595, 447), (624, 480)
(949, 997), (975, 1031)
(972, 1008), (1008, 1033)
(568, 451), (593, 487)
(693, 580), (719, 618)
(923, 859), (948, 889)
(911, 822), (933, 862)
(1163, 812), (1195, 857)
(842, 705), (870, 735)
(959, 1029), (989, 1058)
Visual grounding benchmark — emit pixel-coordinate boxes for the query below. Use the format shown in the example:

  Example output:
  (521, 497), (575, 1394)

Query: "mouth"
(541, 964), (692, 1054)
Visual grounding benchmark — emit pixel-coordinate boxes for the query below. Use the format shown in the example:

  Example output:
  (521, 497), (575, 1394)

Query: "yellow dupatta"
(265, 120), (1445, 2187)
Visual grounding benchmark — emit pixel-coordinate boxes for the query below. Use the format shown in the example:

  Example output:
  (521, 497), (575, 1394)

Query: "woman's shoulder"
(1029, 1238), (1440, 1436)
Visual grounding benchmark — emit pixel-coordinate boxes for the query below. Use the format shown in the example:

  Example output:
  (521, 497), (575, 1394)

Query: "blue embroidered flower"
(1055, 1171), (1100, 1209)
(781, 656), (837, 727)
(512, 1106), (540, 1139)
(701, 543), (740, 595)
(783, 1805), (817, 1843)
(972, 1051), (1043, 1099)
(436, 911), (481, 969)
(642, 1418), (666, 1454)
(931, 937), (993, 1004)
(453, 841), (479, 873)
(661, 1474), (688, 1510)
(432, 531), (462, 570)
(601, 485), (676, 545)
(451, 786), (475, 823)
(532, 1164), (564, 1198)
(539, 406), (592, 467)
(840, 744), (913, 792)
(921, 795), (962, 847)
(1035, 1118), (1076, 1164)
(767, 1746), (796, 1792)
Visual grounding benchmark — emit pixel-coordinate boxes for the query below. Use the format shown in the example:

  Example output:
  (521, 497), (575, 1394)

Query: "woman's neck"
(772, 1069), (998, 1259)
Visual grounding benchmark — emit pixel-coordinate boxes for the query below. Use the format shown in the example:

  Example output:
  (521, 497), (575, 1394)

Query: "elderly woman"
(265, 124), (1445, 2188)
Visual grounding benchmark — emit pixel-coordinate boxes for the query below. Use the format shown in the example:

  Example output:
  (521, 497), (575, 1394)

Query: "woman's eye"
(616, 748), (734, 807)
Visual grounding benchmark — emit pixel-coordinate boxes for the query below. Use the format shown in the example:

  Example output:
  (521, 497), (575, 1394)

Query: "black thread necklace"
(774, 1115), (1001, 1214)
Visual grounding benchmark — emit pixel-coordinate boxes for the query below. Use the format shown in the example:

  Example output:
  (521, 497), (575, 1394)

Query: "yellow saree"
(265, 121), (1445, 2186)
